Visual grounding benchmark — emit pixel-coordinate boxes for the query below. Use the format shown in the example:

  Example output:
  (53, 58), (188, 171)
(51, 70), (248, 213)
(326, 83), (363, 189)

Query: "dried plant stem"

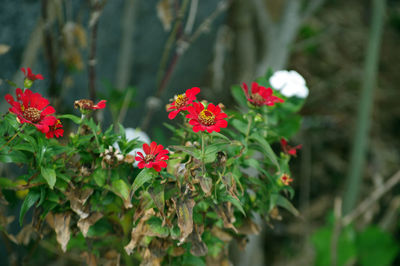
(343, 0), (386, 214)
(342, 170), (400, 227)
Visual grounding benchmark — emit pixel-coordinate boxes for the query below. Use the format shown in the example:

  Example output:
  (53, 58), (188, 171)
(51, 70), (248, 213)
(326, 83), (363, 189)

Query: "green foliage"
(0, 69), (306, 264)
(312, 218), (399, 266)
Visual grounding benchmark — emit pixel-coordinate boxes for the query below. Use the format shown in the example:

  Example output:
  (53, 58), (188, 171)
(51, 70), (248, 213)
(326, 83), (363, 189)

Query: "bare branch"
(342, 170), (400, 226)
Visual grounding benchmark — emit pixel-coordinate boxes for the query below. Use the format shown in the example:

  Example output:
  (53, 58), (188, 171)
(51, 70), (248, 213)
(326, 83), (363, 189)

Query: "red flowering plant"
(0, 68), (306, 265)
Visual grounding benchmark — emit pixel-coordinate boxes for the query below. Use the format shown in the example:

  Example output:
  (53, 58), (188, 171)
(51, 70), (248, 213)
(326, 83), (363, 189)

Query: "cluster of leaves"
(0, 70), (305, 265)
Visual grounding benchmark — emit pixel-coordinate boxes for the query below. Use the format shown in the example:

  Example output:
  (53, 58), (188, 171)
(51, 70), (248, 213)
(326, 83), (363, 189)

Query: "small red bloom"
(21, 67), (44, 81)
(186, 102), (228, 133)
(46, 119), (64, 139)
(280, 174), (293, 186)
(168, 87), (200, 119)
(135, 141), (169, 172)
(74, 99), (106, 110)
(280, 138), (302, 157)
(5, 88), (57, 134)
(242, 82), (284, 107)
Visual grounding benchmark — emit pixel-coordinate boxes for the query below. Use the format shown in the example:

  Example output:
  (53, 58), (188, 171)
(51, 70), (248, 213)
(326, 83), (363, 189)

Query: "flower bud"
(24, 78), (33, 89)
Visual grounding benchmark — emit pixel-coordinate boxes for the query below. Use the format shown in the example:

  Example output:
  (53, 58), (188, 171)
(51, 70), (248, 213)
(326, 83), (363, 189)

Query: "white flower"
(269, 70), (309, 98)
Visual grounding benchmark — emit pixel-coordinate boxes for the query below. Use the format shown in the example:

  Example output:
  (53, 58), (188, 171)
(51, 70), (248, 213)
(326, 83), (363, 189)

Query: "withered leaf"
(66, 187), (93, 219)
(173, 197), (195, 244)
(199, 175), (212, 196)
(81, 251), (97, 266)
(77, 212), (103, 237)
(104, 250), (121, 266)
(140, 248), (161, 266)
(237, 218), (260, 235)
(211, 226), (232, 242)
(54, 213), (71, 252)
(16, 224), (36, 245)
(124, 209), (155, 255)
(215, 203), (238, 233)
(189, 224), (208, 256)
(156, 0), (174, 31)
(148, 186), (165, 217)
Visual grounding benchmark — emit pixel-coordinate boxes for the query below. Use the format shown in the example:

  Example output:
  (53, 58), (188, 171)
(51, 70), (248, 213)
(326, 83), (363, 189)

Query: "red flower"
(280, 174), (293, 186)
(135, 141), (169, 172)
(74, 99), (106, 110)
(5, 88), (57, 134)
(46, 119), (64, 139)
(242, 82), (284, 107)
(186, 102), (228, 133)
(280, 138), (302, 157)
(21, 67), (44, 81)
(168, 87), (200, 119)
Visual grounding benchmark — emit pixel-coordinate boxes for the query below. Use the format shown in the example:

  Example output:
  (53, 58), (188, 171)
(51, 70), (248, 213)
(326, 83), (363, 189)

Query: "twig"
(343, 0), (386, 214)
(330, 197), (342, 266)
(115, 0), (137, 90)
(342, 170), (400, 226)
(184, 0), (198, 35)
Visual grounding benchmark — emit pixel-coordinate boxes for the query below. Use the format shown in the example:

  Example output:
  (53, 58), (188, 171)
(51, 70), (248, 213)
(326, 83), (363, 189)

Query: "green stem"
(201, 133), (206, 175)
(244, 114), (253, 143)
(343, 0), (386, 214)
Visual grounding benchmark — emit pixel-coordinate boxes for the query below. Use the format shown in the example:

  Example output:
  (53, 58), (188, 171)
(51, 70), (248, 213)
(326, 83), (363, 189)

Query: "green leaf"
(92, 169), (107, 187)
(170, 145), (202, 159)
(147, 217), (169, 237)
(112, 179), (130, 200)
(41, 167), (56, 189)
(0, 177), (16, 189)
(220, 194), (245, 216)
(249, 133), (280, 170)
(131, 168), (157, 193)
(231, 85), (248, 108)
(357, 226), (400, 266)
(210, 131), (231, 142)
(231, 119), (248, 135)
(0, 150), (28, 163)
(58, 114), (82, 124)
(19, 190), (40, 225)
(273, 194), (299, 217)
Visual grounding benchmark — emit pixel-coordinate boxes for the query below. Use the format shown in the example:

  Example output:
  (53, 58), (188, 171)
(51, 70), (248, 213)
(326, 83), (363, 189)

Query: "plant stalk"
(342, 0), (386, 214)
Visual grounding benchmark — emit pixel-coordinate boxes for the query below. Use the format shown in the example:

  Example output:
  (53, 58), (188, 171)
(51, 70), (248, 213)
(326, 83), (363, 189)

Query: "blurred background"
(1, 0), (400, 265)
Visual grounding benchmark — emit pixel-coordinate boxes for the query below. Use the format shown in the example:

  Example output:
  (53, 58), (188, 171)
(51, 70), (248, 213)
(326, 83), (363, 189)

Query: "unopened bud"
(24, 79), (33, 89)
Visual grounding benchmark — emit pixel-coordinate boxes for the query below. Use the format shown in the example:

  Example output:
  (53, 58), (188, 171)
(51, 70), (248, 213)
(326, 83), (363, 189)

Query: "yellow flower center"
(23, 107), (41, 123)
(175, 94), (188, 109)
(198, 109), (215, 126)
(250, 93), (265, 106)
(145, 154), (156, 163)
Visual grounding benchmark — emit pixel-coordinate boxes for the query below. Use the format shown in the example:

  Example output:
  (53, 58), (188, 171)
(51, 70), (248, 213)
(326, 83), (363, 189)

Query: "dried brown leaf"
(237, 219), (260, 235)
(124, 209), (155, 255)
(77, 212), (103, 237)
(54, 213), (71, 252)
(16, 224), (35, 245)
(189, 224), (208, 256)
(156, 0), (174, 31)
(173, 197), (195, 244)
(199, 175), (213, 196)
(81, 251), (97, 266)
(66, 188), (93, 219)
(215, 203), (238, 233)
(104, 250), (121, 266)
(211, 226), (232, 242)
